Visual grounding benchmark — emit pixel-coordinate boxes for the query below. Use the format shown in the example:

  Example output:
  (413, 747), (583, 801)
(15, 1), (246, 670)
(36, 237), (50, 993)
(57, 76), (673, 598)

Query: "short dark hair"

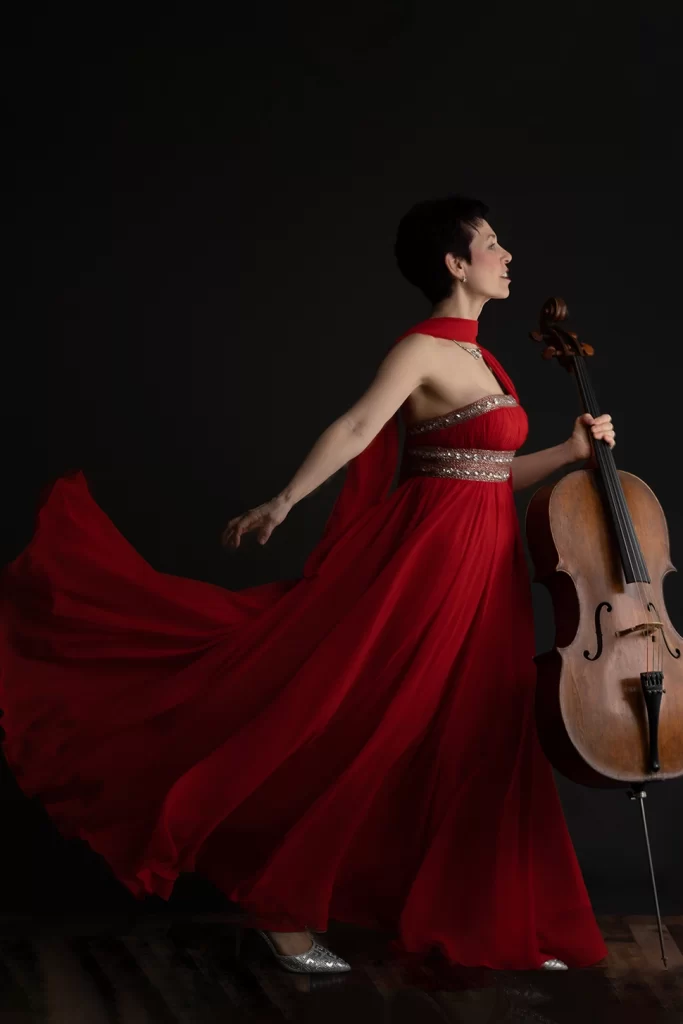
(394, 195), (490, 305)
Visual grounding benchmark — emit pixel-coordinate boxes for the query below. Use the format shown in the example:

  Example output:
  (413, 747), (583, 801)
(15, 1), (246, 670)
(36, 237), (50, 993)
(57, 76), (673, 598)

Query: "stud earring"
(462, 275), (467, 285)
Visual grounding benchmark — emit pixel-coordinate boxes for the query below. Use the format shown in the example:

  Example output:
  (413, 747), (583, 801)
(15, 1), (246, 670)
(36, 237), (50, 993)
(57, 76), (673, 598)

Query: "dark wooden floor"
(0, 912), (682, 1023)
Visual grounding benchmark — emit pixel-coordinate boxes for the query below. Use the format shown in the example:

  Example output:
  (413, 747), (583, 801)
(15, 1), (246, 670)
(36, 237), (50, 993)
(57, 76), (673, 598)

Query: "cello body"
(525, 298), (683, 789)
(527, 468), (683, 788)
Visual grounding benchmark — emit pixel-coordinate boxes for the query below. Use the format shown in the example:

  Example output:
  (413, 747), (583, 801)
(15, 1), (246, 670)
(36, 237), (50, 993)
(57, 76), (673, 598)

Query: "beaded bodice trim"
(402, 445), (516, 482)
(405, 393), (518, 436)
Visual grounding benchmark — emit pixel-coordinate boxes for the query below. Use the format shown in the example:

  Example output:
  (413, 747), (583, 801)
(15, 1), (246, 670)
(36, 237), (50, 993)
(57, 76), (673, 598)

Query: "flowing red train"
(0, 318), (607, 969)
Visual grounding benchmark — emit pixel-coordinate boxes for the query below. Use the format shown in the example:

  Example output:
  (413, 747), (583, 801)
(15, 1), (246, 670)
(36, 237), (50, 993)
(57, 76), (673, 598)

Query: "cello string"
(593, 441), (652, 671)
(582, 367), (652, 600)
(586, 359), (658, 674)
(581, 365), (654, 674)
(578, 357), (655, 674)
(579, 364), (640, 578)
(580, 360), (646, 578)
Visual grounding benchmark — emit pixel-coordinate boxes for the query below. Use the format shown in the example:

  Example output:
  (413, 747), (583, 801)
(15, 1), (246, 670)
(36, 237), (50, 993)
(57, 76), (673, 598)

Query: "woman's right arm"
(277, 333), (433, 507)
(222, 334), (432, 549)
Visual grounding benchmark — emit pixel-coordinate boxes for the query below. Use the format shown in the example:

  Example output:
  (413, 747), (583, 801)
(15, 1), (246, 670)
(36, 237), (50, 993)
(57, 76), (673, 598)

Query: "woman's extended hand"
(221, 495), (293, 550)
(565, 412), (616, 463)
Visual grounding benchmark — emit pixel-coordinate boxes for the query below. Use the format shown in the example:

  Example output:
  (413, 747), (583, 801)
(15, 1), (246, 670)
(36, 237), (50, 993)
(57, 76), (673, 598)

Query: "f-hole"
(583, 601), (612, 661)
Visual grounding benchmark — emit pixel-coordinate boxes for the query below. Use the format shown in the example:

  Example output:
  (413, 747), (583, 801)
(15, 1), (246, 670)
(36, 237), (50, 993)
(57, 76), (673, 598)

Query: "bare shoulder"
(396, 331), (456, 356)
(388, 330), (464, 380)
(386, 331), (441, 368)
(397, 331), (498, 425)
(391, 330), (439, 351)
(369, 331), (440, 384)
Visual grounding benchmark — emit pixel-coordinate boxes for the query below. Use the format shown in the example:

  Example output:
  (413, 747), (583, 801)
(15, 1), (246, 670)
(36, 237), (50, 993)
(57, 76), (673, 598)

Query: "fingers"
(222, 496), (288, 551)
(221, 519), (244, 549)
(221, 527), (236, 548)
(581, 413), (611, 425)
(222, 513), (270, 550)
(590, 424), (616, 447)
(224, 526), (245, 549)
(581, 412), (615, 448)
(221, 517), (240, 545)
(222, 516), (245, 542)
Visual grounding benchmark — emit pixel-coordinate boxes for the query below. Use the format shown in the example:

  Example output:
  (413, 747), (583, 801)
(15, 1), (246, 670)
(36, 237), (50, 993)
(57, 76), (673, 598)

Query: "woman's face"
(462, 220), (512, 299)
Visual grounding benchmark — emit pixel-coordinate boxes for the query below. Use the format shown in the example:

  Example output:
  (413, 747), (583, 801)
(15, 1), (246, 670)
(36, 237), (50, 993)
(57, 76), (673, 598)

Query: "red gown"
(0, 317), (608, 970)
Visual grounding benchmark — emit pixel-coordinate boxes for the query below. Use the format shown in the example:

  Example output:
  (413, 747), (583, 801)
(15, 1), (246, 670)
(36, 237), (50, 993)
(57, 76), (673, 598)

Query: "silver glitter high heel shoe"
(233, 927), (352, 973)
(540, 957), (568, 970)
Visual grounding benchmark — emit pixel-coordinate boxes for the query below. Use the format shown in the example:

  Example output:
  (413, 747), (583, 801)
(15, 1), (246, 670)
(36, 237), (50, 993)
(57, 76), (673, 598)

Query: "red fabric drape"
(0, 315), (608, 968)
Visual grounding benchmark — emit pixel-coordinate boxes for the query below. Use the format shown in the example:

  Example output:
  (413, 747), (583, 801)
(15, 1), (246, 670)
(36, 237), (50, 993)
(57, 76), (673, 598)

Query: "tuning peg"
(542, 346), (558, 360)
(529, 331), (545, 343)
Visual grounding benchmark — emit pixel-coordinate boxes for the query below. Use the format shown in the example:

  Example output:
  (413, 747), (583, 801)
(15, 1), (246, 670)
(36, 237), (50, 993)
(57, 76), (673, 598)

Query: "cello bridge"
(615, 621), (664, 638)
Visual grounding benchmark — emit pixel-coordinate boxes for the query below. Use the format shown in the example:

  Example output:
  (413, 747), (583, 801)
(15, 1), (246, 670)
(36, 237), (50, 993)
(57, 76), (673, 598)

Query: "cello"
(525, 297), (683, 968)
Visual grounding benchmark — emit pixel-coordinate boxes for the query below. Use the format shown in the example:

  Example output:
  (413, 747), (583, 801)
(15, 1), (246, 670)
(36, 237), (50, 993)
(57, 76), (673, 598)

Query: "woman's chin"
(478, 284), (511, 301)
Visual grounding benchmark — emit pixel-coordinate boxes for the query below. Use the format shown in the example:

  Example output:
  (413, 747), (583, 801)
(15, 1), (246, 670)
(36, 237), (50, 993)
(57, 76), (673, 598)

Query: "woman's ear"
(444, 252), (463, 277)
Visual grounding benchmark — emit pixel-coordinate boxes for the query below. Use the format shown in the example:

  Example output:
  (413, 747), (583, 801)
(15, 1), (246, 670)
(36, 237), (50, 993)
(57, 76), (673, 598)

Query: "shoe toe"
(283, 939), (351, 973)
(540, 957), (568, 970)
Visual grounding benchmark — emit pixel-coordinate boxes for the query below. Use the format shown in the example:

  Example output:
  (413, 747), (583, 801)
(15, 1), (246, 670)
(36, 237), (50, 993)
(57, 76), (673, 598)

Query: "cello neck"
(572, 356), (650, 585)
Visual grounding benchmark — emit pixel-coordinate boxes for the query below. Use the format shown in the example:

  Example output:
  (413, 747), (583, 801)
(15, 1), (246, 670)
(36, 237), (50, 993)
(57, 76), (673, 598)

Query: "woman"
(0, 196), (614, 975)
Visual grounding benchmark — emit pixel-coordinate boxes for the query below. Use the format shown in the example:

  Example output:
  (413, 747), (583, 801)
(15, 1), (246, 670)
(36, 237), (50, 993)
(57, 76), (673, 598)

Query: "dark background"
(3, 4), (681, 917)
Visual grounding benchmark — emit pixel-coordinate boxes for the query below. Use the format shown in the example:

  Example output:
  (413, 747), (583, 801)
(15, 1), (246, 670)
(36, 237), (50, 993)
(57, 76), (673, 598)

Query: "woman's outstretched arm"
(276, 334), (432, 507)
(223, 334), (433, 548)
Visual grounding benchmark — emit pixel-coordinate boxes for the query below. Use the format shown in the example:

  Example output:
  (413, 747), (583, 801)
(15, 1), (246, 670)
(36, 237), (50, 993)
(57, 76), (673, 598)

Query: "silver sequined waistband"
(401, 445), (516, 482)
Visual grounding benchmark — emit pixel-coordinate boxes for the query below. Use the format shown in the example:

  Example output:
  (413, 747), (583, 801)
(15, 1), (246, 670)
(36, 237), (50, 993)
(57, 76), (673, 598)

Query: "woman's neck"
(429, 292), (487, 321)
